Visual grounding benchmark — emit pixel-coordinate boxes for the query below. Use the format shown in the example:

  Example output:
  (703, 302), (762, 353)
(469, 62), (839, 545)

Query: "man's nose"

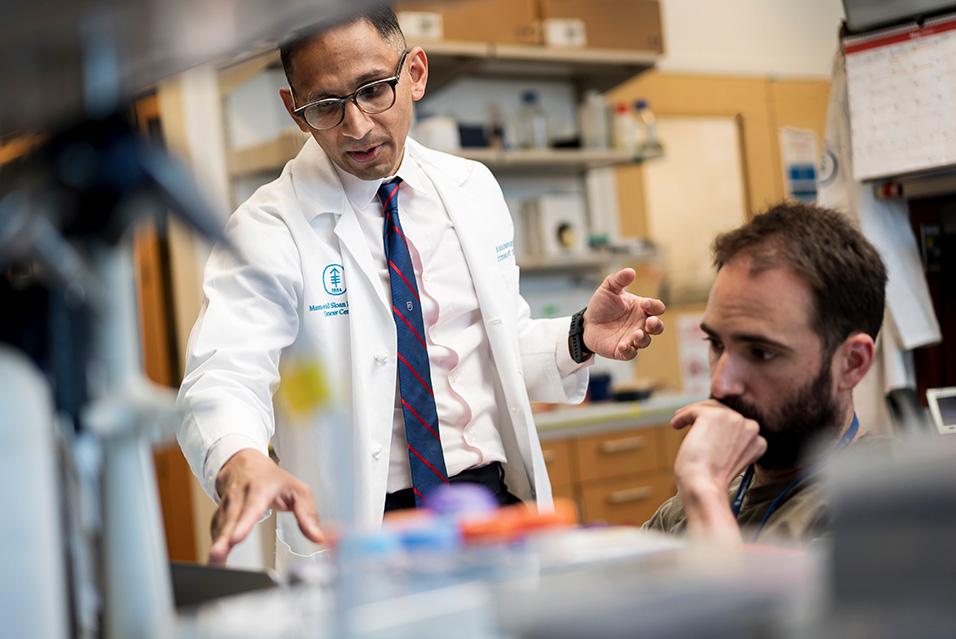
(710, 353), (745, 399)
(341, 100), (373, 139)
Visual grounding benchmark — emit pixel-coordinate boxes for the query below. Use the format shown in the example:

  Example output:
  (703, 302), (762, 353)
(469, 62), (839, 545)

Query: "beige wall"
(610, 72), (831, 391)
(657, 0), (844, 76)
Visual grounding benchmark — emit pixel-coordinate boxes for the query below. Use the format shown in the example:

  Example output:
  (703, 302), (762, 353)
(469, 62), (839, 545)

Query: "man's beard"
(714, 363), (840, 470)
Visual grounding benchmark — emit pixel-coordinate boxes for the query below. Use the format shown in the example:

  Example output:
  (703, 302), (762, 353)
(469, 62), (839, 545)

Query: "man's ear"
(406, 47), (428, 102)
(834, 332), (875, 391)
(279, 87), (311, 134)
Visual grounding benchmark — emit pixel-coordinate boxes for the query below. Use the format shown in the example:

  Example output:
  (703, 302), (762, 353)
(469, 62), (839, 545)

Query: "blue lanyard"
(730, 414), (859, 535)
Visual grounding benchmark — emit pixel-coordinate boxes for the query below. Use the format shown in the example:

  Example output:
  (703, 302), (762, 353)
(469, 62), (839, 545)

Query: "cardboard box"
(538, 0), (664, 52)
(396, 0), (541, 44)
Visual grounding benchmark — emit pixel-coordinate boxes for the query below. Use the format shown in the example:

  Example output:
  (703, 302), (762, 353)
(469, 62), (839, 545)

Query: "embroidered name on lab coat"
(495, 241), (515, 262)
(309, 301), (349, 317)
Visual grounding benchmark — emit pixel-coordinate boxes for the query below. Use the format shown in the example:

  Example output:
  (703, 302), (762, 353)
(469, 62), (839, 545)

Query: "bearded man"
(644, 202), (887, 544)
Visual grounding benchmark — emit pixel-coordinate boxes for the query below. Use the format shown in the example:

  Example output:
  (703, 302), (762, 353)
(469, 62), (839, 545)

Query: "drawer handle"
(607, 486), (653, 504)
(542, 450), (556, 463)
(600, 437), (645, 454)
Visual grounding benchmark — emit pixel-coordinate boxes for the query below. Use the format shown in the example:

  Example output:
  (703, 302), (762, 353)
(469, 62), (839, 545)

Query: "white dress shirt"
(333, 146), (587, 492)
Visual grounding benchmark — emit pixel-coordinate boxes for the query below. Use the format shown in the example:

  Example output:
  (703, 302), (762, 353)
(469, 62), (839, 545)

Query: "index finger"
(209, 490), (245, 564)
(670, 399), (723, 429)
(230, 487), (278, 546)
(671, 408), (699, 430)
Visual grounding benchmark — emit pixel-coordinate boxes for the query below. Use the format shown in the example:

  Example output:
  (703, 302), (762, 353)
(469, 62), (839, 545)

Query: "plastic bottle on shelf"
(612, 101), (639, 155)
(517, 90), (549, 150)
(486, 104), (506, 150)
(578, 90), (611, 149)
(634, 98), (662, 155)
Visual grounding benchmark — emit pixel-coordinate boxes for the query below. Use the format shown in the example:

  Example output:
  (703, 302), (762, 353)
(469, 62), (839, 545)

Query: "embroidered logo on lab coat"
(322, 263), (346, 295)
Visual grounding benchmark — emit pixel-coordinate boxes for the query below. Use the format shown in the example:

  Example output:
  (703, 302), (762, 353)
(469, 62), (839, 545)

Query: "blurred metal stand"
(0, 0), (384, 138)
(0, 2), (386, 637)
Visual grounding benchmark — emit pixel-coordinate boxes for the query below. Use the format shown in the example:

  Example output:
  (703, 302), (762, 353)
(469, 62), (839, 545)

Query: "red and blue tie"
(377, 177), (449, 505)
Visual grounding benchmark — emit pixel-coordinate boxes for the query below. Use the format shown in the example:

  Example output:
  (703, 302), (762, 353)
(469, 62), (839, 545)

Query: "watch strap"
(569, 307), (593, 364)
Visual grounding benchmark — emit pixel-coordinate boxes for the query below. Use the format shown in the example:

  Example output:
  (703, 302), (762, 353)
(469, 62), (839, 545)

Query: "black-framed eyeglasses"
(292, 49), (409, 131)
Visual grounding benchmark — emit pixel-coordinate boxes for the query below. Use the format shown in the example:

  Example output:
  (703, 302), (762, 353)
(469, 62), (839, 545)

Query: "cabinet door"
(541, 438), (575, 491)
(580, 473), (674, 527)
(574, 427), (661, 483)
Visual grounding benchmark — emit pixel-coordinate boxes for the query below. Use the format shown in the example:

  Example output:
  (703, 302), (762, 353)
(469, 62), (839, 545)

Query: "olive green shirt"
(642, 473), (826, 544)
(642, 435), (889, 544)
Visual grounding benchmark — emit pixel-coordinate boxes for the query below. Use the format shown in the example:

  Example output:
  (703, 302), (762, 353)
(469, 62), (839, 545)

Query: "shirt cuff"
(556, 318), (594, 377)
(202, 434), (268, 503)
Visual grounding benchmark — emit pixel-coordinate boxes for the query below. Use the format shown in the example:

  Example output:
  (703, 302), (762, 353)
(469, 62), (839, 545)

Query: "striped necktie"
(377, 177), (449, 505)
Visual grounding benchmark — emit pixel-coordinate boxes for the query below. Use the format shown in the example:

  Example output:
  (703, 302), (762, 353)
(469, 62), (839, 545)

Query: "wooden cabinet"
(575, 428), (660, 482)
(580, 473), (674, 526)
(542, 423), (682, 527)
(541, 439), (575, 490)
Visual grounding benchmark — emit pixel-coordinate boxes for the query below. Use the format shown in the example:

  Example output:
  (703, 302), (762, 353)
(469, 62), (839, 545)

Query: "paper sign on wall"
(779, 127), (819, 203)
(677, 313), (709, 396)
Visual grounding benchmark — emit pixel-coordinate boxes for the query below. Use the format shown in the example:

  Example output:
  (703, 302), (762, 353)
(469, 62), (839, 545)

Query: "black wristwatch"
(569, 307), (593, 364)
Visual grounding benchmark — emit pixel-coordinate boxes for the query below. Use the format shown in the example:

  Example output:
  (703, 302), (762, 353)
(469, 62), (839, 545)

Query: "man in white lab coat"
(178, 7), (666, 565)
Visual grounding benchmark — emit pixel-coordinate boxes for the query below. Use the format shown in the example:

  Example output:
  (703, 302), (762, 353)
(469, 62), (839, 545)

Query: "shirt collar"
(331, 140), (430, 212)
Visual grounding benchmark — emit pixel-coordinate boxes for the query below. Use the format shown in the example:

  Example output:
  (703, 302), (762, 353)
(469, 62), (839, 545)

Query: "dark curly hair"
(279, 6), (405, 93)
(712, 202), (887, 354)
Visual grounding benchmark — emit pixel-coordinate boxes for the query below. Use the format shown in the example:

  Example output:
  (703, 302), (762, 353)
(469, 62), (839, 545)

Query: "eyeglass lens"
(304, 80), (396, 130)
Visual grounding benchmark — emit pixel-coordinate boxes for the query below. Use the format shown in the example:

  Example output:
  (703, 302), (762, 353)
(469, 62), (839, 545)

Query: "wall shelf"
(229, 133), (662, 179)
(422, 40), (658, 93)
(519, 245), (658, 274)
(459, 146), (663, 174)
(518, 254), (611, 273)
(218, 40), (658, 96)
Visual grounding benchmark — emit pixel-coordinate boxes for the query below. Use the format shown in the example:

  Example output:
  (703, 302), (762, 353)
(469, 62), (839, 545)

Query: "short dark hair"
(279, 6), (405, 93)
(712, 202), (887, 354)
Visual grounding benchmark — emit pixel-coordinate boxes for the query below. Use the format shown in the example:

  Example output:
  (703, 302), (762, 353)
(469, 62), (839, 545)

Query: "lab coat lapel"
(332, 206), (391, 312)
(292, 138), (391, 313)
(428, 166), (539, 494)
(430, 177), (506, 324)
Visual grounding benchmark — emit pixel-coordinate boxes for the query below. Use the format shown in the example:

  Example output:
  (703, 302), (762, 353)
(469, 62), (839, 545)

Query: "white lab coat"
(178, 137), (587, 564)
(817, 52), (941, 433)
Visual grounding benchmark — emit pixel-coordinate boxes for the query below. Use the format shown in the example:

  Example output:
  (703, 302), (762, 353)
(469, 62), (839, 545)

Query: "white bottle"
(612, 101), (638, 154)
(517, 90), (549, 150)
(634, 99), (662, 155)
(578, 90), (611, 149)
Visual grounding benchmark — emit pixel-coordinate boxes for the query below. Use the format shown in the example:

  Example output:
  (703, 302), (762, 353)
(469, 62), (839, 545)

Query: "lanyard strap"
(730, 414), (860, 529)
(730, 465), (754, 517)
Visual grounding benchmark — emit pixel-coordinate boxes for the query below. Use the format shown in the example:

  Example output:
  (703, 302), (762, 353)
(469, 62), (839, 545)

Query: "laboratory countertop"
(177, 528), (818, 639)
(534, 393), (705, 441)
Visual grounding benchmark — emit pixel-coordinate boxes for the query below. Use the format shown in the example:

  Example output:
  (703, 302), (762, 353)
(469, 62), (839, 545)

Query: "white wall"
(657, 0), (846, 77)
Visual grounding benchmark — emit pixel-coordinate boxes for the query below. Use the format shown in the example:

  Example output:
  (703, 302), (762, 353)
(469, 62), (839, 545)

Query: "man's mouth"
(346, 143), (385, 163)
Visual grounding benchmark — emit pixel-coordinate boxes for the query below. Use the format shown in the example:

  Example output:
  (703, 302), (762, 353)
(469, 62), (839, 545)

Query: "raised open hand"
(582, 268), (665, 360)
